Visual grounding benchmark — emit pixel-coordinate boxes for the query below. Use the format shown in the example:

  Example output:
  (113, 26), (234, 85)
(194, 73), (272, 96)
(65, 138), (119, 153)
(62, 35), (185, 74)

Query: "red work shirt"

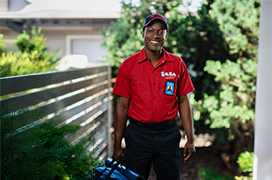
(113, 48), (194, 123)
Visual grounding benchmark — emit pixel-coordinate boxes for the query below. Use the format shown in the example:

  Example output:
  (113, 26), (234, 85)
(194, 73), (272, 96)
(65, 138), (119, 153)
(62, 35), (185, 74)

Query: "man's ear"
(142, 27), (146, 38)
(164, 33), (168, 41)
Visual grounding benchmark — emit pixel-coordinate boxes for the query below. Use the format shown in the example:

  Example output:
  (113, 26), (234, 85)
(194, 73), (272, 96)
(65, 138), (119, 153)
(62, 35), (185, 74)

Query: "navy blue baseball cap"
(143, 13), (169, 32)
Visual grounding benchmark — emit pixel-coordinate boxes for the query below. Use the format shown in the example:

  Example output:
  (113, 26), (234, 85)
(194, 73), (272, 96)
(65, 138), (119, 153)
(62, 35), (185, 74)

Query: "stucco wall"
(1, 26), (107, 60)
(41, 26), (104, 58)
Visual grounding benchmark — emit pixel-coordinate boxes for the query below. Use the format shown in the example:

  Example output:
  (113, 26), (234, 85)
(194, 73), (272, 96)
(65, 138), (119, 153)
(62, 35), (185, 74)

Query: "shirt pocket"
(131, 80), (150, 102)
(159, 79), (178, 102)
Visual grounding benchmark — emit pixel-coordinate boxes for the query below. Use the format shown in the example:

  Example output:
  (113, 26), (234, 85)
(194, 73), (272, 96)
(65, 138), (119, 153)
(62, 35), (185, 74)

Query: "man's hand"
(178, 95), (196, 163)
(183, 141), (196, 163)
(112, 96), (130, 161)
(112, 146), (125, 161)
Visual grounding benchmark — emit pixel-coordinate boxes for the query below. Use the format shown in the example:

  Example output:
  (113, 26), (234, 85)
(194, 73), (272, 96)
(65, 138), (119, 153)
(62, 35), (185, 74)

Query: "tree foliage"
(102, 0), (260, 175)
(101, 0), (232, 99)
(189, 0), (259, 174)
(0, 27), (59, 77)
(191, 0), (259, 141)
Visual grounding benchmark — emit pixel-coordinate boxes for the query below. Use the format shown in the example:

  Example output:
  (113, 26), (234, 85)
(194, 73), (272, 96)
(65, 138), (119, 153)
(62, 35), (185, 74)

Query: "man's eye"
(159, 30), (166, 35)
(148, 30), (154, 33)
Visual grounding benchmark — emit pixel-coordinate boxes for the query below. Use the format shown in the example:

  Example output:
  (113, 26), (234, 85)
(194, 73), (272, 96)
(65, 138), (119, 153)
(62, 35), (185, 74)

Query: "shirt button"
(154, 83), (156, 85)
(155, 111), (157, 113)
(154, 97), (156, 99)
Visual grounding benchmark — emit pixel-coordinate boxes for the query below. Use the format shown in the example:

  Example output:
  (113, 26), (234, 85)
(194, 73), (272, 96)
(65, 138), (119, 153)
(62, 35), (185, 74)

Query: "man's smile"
(150, 40), (159, 45)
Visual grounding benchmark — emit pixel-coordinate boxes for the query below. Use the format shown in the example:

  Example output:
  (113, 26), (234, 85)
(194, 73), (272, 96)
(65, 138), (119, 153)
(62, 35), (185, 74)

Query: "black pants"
(124, 121), (181, 180)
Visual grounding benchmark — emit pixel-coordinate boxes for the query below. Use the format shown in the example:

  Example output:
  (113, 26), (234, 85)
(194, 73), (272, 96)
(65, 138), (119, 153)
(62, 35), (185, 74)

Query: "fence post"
(253, 0), (272, 179)
(107, 64), (112, 157)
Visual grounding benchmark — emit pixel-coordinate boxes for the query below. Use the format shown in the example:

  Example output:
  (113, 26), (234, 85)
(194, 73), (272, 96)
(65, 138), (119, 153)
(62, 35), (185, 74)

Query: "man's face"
(142, 20), (167, 54)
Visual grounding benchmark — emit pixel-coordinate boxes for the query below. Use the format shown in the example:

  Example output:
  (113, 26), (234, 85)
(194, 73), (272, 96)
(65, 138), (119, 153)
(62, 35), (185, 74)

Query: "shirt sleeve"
(177, 59), (195, 97)
(112, 61), (131, 99)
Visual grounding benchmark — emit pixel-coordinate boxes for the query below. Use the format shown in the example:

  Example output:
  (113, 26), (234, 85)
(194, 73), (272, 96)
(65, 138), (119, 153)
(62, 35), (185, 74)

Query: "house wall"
(42, 26), (108, 63)
(41, 27), (102, 56)
(1, 26), (108, 63)
(8, 0), (28, 11)
(0, 0), (9, 11)
(1, 27), (20, 51)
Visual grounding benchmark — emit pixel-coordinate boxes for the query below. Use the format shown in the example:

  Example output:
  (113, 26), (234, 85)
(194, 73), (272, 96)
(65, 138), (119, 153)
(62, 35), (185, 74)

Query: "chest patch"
(165, 81), (175, 96)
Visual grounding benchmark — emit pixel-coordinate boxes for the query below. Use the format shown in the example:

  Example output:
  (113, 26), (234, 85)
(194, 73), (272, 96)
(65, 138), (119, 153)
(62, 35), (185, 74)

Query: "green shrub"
(198, 166), (233, 180)
(0, 51), (56, 77)
(1, 109), (101, 180)
(0, 34), (6, 52)
(237, 151), (254, 173)
(0, 27), (59, 77)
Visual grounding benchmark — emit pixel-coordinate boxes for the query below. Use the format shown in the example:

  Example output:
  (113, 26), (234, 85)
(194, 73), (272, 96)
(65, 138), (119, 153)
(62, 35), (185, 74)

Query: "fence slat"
(37, 88), (108, 120)
(0, 66), (108, 96)
(6, 89), (109, 131)
(69, 94), (108, 126)
(1, 64), (111, 158)
(1, 76), (108, 114)
(66, 111), (107, 144)
(48, 96), (109, 127)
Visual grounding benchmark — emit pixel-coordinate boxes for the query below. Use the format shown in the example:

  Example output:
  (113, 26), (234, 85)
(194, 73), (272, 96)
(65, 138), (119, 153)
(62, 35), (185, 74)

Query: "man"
(112, 13), (196, 180)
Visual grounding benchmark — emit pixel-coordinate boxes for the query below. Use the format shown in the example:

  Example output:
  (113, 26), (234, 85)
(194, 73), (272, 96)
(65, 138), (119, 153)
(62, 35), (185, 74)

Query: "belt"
(129, 118), (174, 130)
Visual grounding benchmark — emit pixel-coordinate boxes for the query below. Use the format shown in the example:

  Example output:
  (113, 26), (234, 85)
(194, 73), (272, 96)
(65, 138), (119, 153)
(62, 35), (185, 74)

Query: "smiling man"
(112, 13), (196, 180)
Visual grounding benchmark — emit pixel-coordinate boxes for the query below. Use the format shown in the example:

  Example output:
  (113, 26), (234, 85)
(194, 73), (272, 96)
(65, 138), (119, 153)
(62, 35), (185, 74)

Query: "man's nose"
(152, 31), (160, 38)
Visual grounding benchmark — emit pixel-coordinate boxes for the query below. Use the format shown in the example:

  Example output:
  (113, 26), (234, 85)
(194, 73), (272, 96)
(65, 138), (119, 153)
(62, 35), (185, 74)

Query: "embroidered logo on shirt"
(161, 71), (176, 77)
(165, 81), (175, 96)
(165, 72), (176, 77)
(161, 71), (165, 77)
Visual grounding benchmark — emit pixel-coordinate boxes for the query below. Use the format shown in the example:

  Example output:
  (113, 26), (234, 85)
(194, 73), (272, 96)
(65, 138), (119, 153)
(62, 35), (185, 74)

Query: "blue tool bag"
(94, 158), (145, 180)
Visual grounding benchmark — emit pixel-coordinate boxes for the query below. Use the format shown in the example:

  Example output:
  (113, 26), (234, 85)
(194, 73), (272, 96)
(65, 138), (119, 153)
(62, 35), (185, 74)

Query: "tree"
(101, 0), (232, 100)
(102, 0), (260, 177)
(190, 0), (260, 174)
(0, 28), (59, 77)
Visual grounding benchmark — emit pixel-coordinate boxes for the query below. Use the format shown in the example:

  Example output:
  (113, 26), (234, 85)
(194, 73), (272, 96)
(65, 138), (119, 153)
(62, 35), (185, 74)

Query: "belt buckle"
(142, 123), (151, 129)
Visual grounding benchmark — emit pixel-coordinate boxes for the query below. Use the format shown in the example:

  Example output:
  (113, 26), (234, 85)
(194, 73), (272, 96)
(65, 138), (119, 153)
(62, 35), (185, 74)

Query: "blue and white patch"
(160, 71), (165, 77)
(165, 81), (175, 96)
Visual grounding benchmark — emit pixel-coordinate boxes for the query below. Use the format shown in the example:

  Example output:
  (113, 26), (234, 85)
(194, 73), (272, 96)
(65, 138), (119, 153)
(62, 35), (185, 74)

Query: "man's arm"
(178, 94), (196, 163)
(112, 96), (130, 161)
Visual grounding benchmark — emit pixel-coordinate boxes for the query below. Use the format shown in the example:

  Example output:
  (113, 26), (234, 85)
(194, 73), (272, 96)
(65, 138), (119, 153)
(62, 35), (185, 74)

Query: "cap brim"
(143, 17), (168, 31)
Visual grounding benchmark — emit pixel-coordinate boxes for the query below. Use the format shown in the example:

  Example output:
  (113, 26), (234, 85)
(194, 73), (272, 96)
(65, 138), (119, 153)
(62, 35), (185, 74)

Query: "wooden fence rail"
(0, 64), (112, 160)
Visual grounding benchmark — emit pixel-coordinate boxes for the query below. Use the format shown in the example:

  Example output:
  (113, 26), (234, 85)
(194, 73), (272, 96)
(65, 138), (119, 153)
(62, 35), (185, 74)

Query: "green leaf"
(237, 151), (254, 172)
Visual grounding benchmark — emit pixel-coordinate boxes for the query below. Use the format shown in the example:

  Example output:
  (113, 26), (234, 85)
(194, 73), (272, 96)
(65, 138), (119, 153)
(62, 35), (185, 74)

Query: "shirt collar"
(138, 47), (174, 63)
